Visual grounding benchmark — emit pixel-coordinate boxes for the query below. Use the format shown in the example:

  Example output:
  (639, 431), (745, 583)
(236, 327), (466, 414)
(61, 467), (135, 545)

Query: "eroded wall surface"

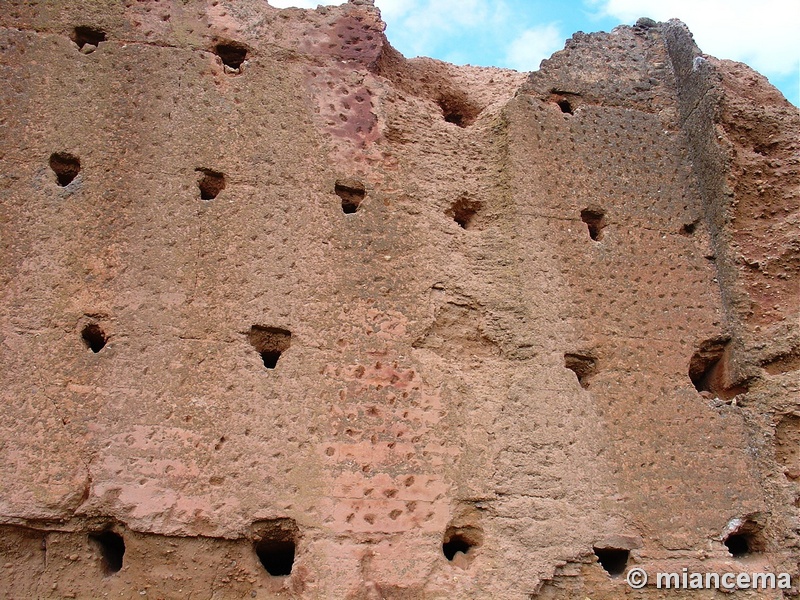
(0, 1), (798, 598)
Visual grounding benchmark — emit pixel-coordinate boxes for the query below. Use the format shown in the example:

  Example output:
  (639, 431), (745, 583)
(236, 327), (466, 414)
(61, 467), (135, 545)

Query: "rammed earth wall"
(0, 1), (798, 598)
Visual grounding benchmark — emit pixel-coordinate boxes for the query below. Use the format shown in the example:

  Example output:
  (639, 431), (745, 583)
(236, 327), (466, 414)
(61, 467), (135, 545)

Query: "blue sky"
(271, 0), (799, 107)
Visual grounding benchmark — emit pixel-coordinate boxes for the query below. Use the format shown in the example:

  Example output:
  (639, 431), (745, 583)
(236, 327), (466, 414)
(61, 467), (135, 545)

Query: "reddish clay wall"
(0, 2), (797, 598)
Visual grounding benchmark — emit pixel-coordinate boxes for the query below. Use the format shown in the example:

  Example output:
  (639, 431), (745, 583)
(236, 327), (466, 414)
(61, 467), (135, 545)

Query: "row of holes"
(71, 26), (485, 126)
(83, 322), (736, 394)
(86, 527), (759, 579)
(70, 25), (247, 71)
(81, 323), (292, 369)
(88, 529), (296, 577)
(595, 529), (761, 579)
(49, 154), (227, 201)
(87, 527), (487, 576)
(563, 346), (739, 399)
(48, 156), (487, 226)
(49, 154), (613, 235)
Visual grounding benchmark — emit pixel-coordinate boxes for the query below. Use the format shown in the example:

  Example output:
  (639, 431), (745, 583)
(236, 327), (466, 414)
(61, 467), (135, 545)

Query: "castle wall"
(0, 2), (797, 598)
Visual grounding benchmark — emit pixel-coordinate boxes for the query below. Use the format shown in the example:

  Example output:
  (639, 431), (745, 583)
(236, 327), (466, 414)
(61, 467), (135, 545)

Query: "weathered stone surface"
(0, 1), (797, 598)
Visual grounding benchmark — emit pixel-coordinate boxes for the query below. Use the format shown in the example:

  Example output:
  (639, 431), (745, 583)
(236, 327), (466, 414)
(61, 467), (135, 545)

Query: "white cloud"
(373, 0), (419, 22)
(505, 24), (565, 71)
(375, 0), (511, 58)
(590, 0), (800, 76)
